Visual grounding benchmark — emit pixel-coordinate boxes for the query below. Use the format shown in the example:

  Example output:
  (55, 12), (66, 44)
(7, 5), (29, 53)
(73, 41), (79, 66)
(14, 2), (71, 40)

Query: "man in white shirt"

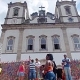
(35, 58), (41, 67)
(35, 58), (41, 79)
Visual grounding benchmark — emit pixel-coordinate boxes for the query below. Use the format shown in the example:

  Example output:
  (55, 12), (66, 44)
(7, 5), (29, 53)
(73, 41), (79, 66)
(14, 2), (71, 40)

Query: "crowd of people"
(0, 54), (80, 80)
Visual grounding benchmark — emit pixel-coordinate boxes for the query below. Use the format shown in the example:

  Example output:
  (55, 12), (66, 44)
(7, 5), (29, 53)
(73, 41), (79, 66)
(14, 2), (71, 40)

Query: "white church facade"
(1, 0), (80, 65)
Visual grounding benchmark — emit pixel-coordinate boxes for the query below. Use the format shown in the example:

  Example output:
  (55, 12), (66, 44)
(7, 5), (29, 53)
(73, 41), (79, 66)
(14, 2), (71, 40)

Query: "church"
(1, 0), (80, 65)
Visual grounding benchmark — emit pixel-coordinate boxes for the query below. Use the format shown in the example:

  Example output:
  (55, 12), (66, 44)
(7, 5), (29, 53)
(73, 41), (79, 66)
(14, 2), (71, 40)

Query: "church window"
(52, 36), (60, 50)
(13, 7), (19, 16)
(27, 35), (34, 51)
(65, 6), (71, 15)
(39, 35), (47, 50)
(27, 38), (33, 50)
(7, 36), (15, 51)
(72, 35), (80, 50)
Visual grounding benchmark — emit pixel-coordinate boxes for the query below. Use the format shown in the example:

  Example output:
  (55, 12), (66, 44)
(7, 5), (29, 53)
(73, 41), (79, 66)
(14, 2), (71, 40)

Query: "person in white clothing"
(35, 58), (41, 79)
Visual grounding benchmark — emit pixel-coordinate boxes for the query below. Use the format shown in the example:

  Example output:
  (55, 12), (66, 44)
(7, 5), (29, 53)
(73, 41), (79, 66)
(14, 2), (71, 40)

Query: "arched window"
(41, 37), (46, 49)
(52, 35), (60, 50)
(7, 36), (15, 51)
(13, 7), (19, 16)
(27, 35), (34, 50)
(28, 38), (33, 50)
(72, 35), (80, 49)
(64, 6), (71, 15)
(39, 35), (47, 50)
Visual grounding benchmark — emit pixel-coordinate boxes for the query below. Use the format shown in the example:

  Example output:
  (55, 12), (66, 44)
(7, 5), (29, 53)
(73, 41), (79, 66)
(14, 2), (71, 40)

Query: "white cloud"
(0, 0), (80, 16)
(0, 0), (7, 14)
(26, 0), (49, 15)
(39, 0), (48, 12)
(27, 0), (40, 14)
(0, 0), (80, 28)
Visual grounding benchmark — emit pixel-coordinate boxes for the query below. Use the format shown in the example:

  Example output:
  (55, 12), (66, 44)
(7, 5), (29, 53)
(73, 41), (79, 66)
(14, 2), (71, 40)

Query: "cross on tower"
(39, 6), (45, 10)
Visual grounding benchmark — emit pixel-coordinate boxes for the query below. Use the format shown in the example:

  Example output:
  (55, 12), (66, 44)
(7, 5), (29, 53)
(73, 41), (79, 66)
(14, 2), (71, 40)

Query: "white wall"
(7, 18), (22, 24)
(0, 52), (66, 65)
(22, 28), (66, 52)
(1, 52), (80, 64)
(21, 53), (66, 65)
(8, 18), (22, 24)
(2, 30), (19, 53)
(1, 54), (17, 62)
(63, 17), (78, 22)
(71, 53), (80, 60)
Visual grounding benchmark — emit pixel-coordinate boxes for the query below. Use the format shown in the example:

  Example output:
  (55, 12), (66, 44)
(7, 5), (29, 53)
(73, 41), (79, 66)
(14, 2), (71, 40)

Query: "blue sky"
(0, 0), (80, 35)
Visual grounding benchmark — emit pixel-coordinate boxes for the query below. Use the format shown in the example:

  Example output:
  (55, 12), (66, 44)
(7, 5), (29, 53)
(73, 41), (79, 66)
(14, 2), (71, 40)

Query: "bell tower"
(4, 1), (29, 24)
(55, 0), (80, 23)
